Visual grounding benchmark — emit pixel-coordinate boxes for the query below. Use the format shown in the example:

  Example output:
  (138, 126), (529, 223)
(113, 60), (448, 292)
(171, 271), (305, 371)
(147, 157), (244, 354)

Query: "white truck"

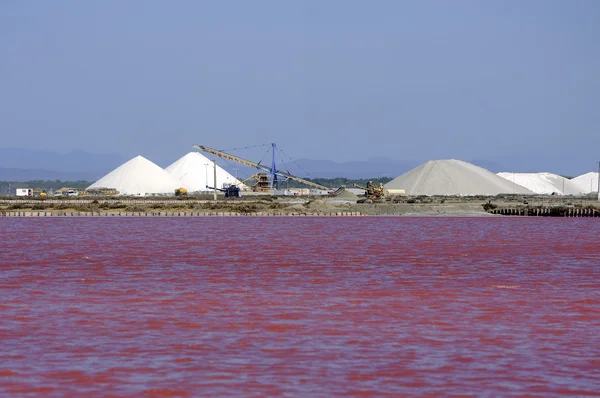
(16, 188), (33, 197)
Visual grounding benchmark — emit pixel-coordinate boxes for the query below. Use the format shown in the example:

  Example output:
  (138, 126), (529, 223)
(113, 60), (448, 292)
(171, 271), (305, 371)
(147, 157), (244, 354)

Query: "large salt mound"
(88, 155), (181, 195)
(385, 159), (533, 196)
(166, 152), (245, 192)
(571, 172), (599, 194)
(497, 172), (582, 195)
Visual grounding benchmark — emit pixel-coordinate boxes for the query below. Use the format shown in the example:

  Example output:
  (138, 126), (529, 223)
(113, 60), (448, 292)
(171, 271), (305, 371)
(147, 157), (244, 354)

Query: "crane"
(193, 144), (332, 191)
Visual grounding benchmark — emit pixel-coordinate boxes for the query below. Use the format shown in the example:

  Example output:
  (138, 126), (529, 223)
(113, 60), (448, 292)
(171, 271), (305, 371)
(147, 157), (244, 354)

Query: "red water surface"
(1, 217), (599, 397)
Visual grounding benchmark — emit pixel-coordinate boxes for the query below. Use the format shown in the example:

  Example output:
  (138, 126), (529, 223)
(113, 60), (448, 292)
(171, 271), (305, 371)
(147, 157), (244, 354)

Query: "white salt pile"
(497, 172), (582, 195)
(571, 172), (599, 194)
(334, 189), (359, 201)
(88, 155), (181, 195)
(165, 152), (245, 192)
(385, 159), (533, 196)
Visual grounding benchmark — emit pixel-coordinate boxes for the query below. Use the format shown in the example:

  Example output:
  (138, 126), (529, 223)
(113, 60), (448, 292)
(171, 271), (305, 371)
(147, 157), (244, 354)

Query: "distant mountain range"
(0, 147), (521, 182)
(0, 168), (100, 182)
(0, 148), (126, 181)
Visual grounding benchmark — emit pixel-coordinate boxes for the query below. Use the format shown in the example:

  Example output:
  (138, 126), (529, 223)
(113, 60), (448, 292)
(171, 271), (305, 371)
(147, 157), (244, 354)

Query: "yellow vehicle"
(353, 181), (386, 200)
(175, 187), (188, 196)
(31, 189), (48, 198)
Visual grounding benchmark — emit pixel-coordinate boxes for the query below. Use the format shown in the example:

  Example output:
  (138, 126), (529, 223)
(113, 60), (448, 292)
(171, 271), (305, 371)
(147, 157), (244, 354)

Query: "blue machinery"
(270, 142), (277, 190)
(192, 144), (331, 191)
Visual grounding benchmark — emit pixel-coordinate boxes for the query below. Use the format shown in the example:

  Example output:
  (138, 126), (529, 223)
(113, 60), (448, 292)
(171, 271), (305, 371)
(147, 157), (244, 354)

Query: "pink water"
(1, 217), (599, 396)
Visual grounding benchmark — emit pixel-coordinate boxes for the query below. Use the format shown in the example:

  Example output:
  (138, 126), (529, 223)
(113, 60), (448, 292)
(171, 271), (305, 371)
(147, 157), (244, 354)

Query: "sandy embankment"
(1, 194), (596, 216)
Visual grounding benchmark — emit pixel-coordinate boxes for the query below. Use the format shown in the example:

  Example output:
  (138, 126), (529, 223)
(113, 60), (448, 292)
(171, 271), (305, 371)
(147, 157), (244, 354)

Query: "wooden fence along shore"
(1, 211), (363, 217)
(2, 209), (598, 217)
(488, 207), (600, 217)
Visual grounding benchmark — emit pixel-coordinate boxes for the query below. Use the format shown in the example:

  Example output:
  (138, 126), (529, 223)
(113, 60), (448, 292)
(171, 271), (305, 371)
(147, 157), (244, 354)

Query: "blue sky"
(1, 1), (599, 174)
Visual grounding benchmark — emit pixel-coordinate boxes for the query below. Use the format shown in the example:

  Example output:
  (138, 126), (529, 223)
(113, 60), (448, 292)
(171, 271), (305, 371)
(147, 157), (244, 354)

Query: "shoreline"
(1, 196), (598, 218)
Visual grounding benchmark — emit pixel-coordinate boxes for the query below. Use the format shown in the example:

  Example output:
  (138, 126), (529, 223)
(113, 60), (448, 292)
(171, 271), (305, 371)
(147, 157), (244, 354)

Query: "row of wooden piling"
(490, 207), (599, 217)
(1, 211), (363, 217)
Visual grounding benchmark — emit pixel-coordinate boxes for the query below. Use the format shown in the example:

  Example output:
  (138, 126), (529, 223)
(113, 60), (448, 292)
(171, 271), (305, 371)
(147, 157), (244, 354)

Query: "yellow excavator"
(353, 181), (386, 203)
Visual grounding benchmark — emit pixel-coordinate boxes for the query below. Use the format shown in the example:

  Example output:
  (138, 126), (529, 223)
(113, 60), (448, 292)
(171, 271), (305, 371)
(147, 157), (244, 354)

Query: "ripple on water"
(0, 217), (599, 396)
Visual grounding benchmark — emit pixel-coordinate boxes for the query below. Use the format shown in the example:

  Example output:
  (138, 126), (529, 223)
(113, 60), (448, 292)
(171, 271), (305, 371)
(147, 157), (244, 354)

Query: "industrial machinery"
(193, 144), (332, 193)
(239, 173), (272, 193)
(55, 188), (81, 197)
(206, 184), (242, 198)
(353, 181), (386, 202)
(175, 187), (188, 196)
